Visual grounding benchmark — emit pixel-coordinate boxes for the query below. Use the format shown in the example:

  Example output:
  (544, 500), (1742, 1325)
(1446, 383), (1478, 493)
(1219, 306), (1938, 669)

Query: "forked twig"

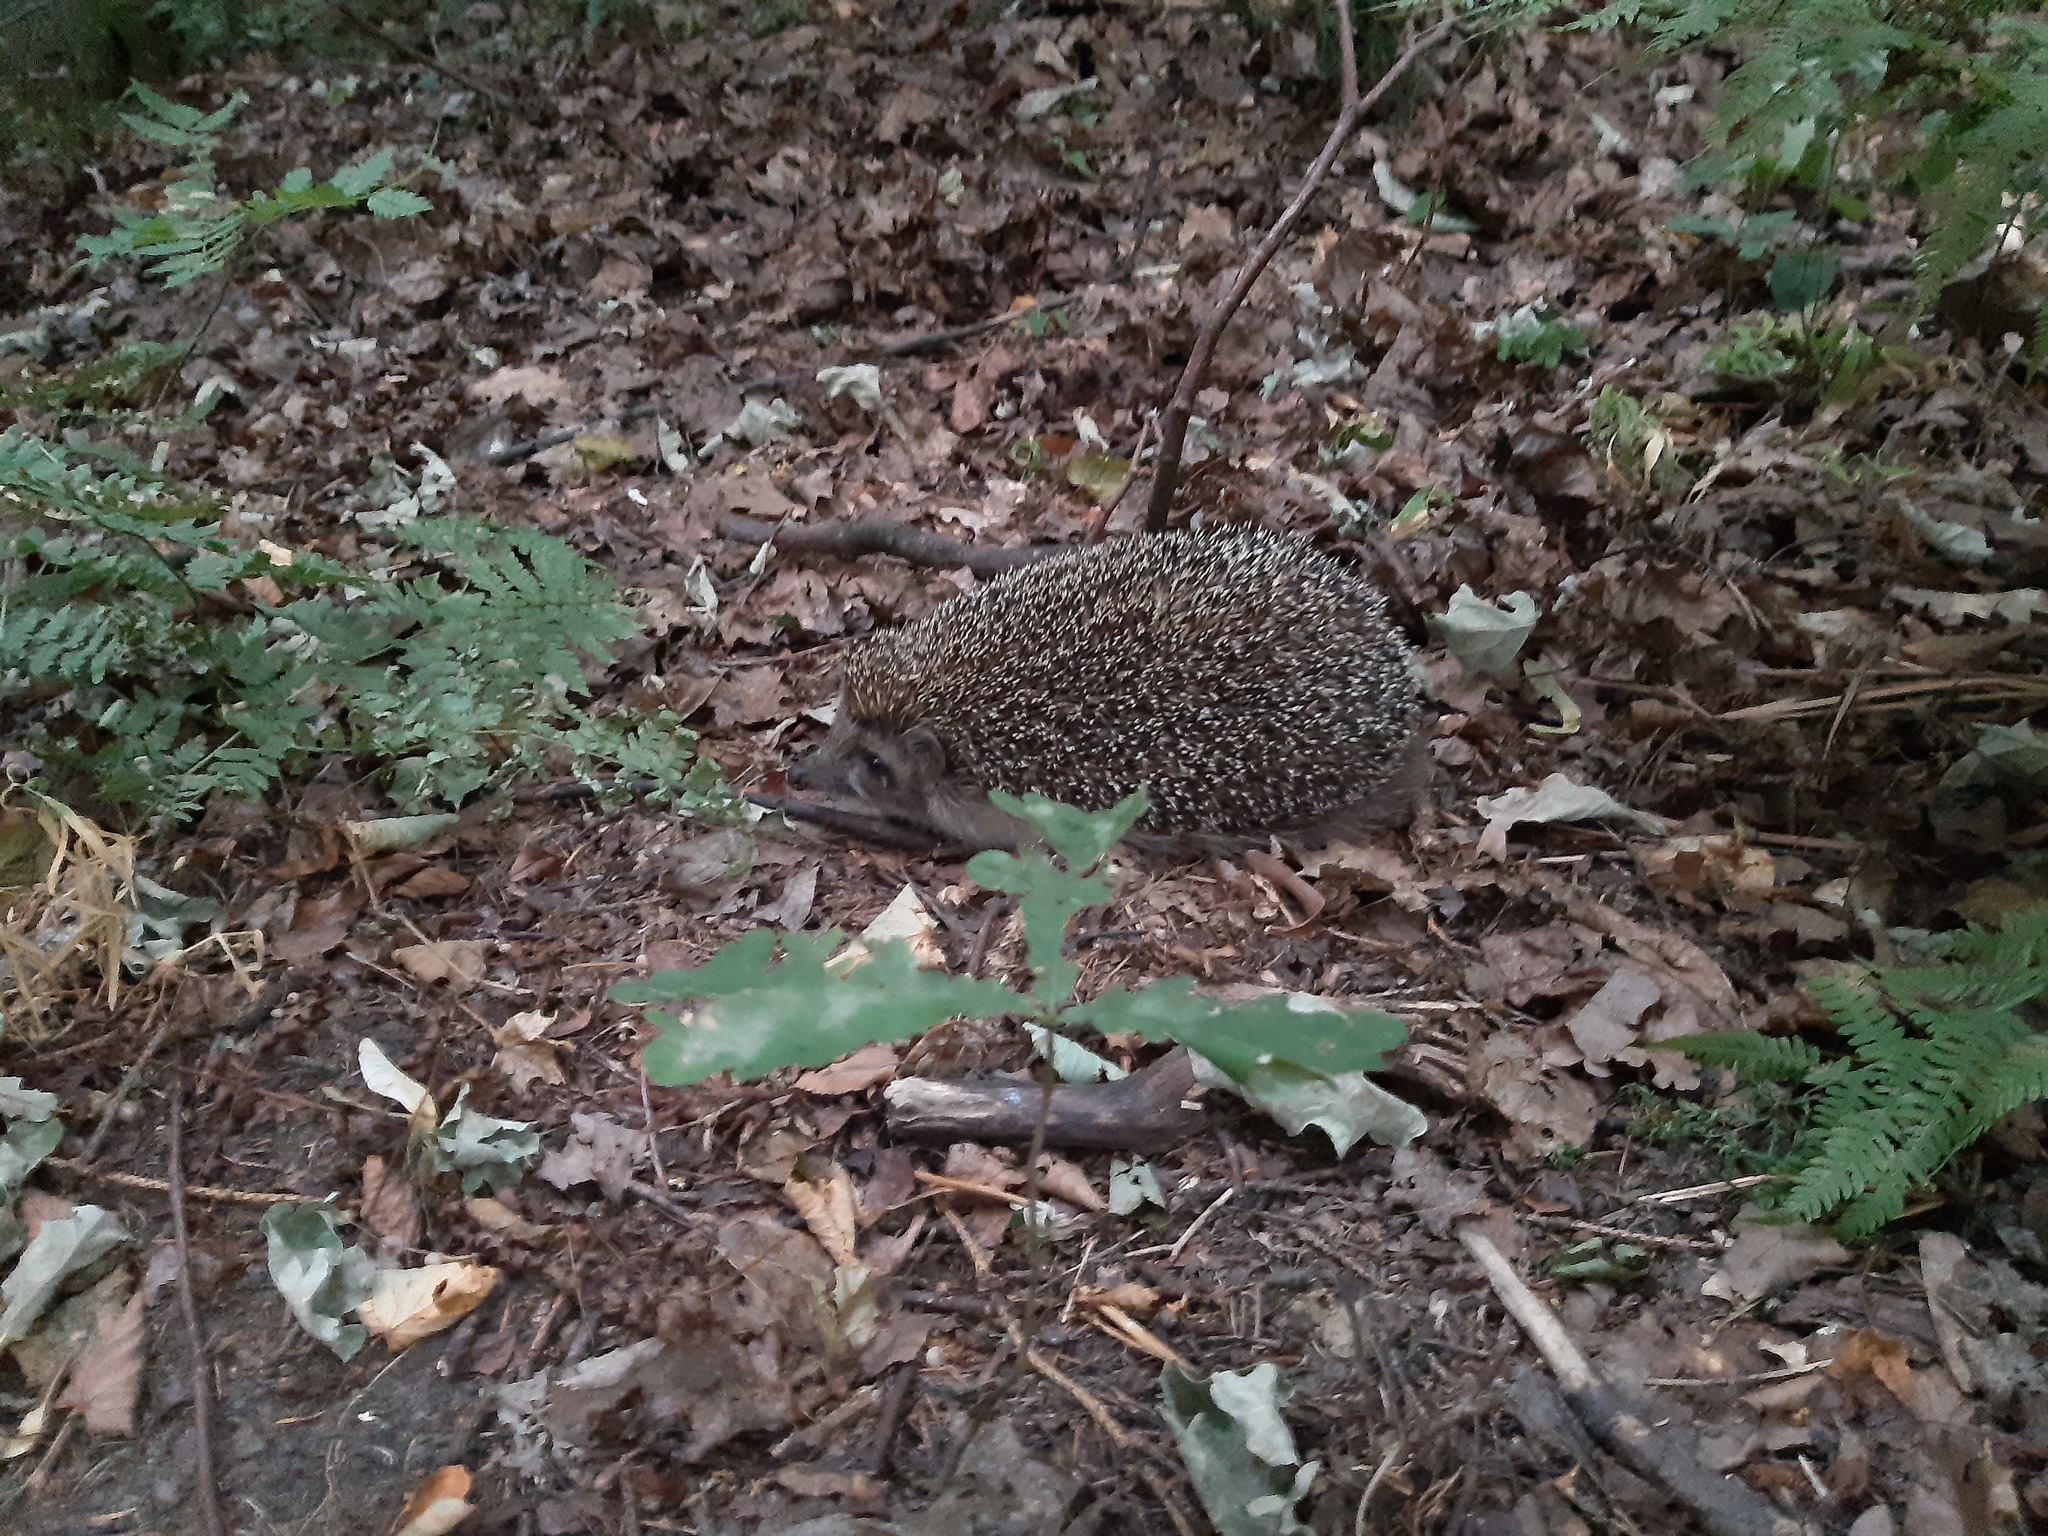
(1460, 1226), (1808, 1536)
(1143, 10), (1456, 532)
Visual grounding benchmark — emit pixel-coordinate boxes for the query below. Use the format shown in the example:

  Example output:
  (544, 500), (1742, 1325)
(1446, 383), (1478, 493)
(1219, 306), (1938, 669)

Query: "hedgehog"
(790, 529), (1424, 851)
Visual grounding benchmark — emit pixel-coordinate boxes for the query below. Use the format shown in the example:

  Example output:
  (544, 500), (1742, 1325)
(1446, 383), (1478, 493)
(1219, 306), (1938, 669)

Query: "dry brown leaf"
(391, 1465), (474, 1536)
(468, 365), (569, 406)
(393, 867), (471, 900)
(56, 1291), (143, 1435)
(1560, 968), (1661, 1076)
(360, 1155), (421, 1254)
(1470, 1031), (1600, 1161)
(783, 1165), (861, 1266)
(392, 939), (487, 988)
(492, 1010), (567, 1093)
(794, 1041), (900, 1096)
(272, 888), (366, 964)
(1032, 1154), (1104, 1212)
(708, 667), (792, 729)
(859, 1211), (925, 1276)
(463, 1196), (552, 1244)
(755, 864), (819, 929)
(537, 1112), (644, 1202)
(1710, 1208), (1851, 1300)
(360, 1261), (500, 1352)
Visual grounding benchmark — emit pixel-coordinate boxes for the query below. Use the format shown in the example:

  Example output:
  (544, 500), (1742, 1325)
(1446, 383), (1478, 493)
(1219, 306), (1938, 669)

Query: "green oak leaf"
(1064, 981), (1405, 1082)
(621, 932), (1018, 1085)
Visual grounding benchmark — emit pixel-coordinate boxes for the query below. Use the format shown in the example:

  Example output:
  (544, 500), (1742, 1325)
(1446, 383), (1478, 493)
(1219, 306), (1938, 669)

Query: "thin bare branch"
(1144, 13), (1455, 532)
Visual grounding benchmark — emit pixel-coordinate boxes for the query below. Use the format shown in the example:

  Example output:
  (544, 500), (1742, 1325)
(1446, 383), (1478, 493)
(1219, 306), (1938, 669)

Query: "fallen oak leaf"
(492, 1010), (567, 1093)
(793, 1042), (900, 1095)
(784, 1164), (860, 1266)
(463, 1195), (553, 1244)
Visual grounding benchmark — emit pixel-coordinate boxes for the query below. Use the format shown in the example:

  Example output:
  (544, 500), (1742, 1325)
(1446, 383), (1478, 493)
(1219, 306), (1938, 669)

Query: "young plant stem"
(1143, 9), (1454, 533)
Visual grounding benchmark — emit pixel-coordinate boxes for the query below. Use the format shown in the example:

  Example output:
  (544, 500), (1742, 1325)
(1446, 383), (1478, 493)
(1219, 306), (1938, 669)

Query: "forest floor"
(3, 2), (2048, 1534)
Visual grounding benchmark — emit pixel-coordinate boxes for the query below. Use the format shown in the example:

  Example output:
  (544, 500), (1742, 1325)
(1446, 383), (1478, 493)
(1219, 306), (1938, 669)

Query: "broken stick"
(1459, 1225), (1810, 1536)
(885, 1046), (1205, 1151)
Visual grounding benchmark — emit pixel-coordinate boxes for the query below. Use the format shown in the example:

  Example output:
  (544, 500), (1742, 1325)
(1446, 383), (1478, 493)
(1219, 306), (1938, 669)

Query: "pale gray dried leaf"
(1476, 773), (1667, 859)
(0, 1205), (127, 1347)
(260, 1202), (374, 1361)
(1189, 1052), (1423, 1157)
(1431, 584), (1539, 679)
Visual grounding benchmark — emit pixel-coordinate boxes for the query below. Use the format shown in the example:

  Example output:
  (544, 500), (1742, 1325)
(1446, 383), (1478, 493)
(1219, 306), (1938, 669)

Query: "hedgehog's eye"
(860, 752), (893, 788)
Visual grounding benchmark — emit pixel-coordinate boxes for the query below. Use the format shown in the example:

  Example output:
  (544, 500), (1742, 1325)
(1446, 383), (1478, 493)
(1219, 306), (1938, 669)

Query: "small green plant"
(618, 792), (1409, 1103)
(148, 0), (331, 63)
(77, 84), (435, 289)
(0, 341), (190, 417)
(1583, 386), (1696, 499)
(1671, 909), (2048, 1238)
(745, 0), (809, 35)
(1702, 312), (1901, 403)
(1493, 304), (1590, 368)
(1671, 210), (1843, 313)
(0, 430), (728, 827)
(1321, 412), (1395, 463)
(1615, 1080), (1805, 1175)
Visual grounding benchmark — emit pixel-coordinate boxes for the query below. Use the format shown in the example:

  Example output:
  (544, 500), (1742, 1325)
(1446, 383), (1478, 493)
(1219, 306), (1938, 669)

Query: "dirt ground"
(4, 1), (2048, 1533)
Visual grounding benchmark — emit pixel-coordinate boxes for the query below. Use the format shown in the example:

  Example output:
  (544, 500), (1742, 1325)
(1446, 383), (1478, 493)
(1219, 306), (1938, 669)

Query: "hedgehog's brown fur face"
(792, 717), (948, 805)
(792, 717), (1033, 847)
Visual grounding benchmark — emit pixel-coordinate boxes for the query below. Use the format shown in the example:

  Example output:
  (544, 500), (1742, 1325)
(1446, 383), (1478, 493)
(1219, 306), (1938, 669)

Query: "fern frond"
(1669, 1031), (1824, 1081)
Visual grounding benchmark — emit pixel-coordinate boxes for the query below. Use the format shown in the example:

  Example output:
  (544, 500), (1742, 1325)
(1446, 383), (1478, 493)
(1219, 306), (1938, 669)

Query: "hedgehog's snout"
(789, 738), (850, 794)
(793, 720), (949, 808)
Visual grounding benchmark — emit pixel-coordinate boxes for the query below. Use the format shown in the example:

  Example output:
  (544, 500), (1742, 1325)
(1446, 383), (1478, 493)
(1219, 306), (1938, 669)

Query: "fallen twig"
(713, 513), (1054, 578)
(1526, 1214), (1723, 1255)
(167, 1094), (228, 1536)
(1627, 1173), (1784, 1208)
(331, 1), (517, 112)
(1717, 673), (2048, 724)
(1460, 1225), (1808, 1536)
(859, 1363), (920, 1477)
(1143, 11), (1456, 532)
(885, 1046), (1206, 1151)
(485, 297), (1081, 466)
(1018, 1336), (1137, 1449)
(740, 294), (1080, 394)
(50, 1157), (337, 1209)
(78, 999), (172, 1165)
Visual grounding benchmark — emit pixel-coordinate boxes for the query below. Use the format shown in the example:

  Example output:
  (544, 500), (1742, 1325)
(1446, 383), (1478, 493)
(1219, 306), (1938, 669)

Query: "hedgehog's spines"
(799, 530), (1422, 844)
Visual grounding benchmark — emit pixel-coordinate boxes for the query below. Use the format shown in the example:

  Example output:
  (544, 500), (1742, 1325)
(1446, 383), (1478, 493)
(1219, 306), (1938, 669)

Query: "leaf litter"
(2, 1), (2047, 1532)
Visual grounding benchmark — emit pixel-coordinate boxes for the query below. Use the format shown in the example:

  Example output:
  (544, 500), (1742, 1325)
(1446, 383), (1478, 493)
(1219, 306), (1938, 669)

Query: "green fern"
(1556, 0), (2048, 351)
(1, 428), (735, 828)
(1671, 909), (2048, 1237)
(1669, 1031), (1823, 1081)
(74, 84), (437, 289)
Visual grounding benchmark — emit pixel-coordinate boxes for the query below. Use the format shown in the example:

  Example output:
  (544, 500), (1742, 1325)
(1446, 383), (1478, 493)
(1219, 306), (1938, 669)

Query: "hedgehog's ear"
(898, 725), (946, 787)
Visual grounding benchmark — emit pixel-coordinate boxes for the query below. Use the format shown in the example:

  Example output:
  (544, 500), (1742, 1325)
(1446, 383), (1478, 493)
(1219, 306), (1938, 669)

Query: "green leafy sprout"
(1493, 304), (1590, 368)
(618, 791), (1410, 1113)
